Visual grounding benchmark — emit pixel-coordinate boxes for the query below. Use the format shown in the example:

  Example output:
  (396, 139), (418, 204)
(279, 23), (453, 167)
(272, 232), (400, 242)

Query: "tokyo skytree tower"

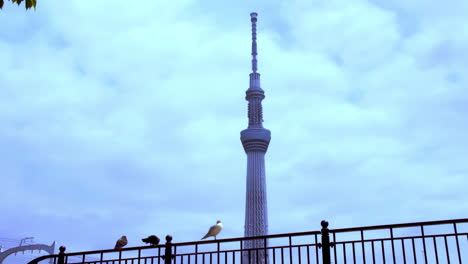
(240, 12), (271, 264)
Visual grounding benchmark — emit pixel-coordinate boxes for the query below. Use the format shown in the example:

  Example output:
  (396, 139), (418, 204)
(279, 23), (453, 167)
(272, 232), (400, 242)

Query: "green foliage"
(0, 0), (37, 9)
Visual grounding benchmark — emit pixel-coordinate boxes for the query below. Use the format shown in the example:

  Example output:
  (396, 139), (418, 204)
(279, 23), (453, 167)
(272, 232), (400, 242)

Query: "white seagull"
(201, 220), (223, 240)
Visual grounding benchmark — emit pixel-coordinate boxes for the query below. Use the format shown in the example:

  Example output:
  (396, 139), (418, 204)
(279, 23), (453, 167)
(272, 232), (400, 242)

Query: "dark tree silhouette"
(0, 0), (37, 10)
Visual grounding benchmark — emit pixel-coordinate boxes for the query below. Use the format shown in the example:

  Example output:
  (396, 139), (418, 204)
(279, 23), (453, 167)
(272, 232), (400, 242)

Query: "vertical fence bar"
(264, 238), (267, 264)
(306, 245), (310, 264)
(289, 236), (293, 264)
(343, 243), (347, 264)
(420, 226), (427, 264)
(390, 228), (396, 264)
(280, 247), (284, 264)
(256, 246), (259, 264)
(361, 230), (366, 264)
(371, 241), (375, 264)
(401, 239), (406, 264)
(298, 246), (301, 264)
(443, 236), (450, 263)
(272, 248), (275, 264)
(164, 236), (173, 264)
(453, 223), (462, 263)
(240, 241), (243, 264)
(195, 244), (198, 264)
(217, 242), (220, 264)
(411, 238), (416, 264)
(381, 240), (385, 264)
(57, 247), (66, 264)
(333, 232), (337, 264)
(158, 247), (161, 264)
(321, 220), (331, 264)
(352, 242), (356, 264)
(432, 237), (439, 264)
(314, 234), (319, 264)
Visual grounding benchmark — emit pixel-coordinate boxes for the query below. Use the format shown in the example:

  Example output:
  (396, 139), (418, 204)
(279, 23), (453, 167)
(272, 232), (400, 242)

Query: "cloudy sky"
(1, 0), (468, 263)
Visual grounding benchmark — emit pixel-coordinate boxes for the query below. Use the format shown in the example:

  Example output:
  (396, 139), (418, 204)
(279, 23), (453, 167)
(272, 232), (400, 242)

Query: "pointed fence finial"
(250, 12), (258, 73)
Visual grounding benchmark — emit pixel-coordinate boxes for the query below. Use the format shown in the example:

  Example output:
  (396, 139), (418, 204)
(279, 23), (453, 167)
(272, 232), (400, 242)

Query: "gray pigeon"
(142, 235), (160, 246)
(114, 236), (128, 250)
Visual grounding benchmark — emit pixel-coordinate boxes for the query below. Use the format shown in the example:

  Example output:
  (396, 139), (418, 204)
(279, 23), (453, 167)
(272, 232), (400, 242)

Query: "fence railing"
(29, 218), (468, 264)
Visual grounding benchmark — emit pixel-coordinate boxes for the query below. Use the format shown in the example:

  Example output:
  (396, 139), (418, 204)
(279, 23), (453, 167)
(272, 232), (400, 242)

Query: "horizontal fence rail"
(29, 218), (468, 264)
(328, 218), (468, 264)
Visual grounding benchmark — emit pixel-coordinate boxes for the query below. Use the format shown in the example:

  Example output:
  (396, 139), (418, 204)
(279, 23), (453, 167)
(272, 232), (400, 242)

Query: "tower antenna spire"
(250, 12), (258, 73)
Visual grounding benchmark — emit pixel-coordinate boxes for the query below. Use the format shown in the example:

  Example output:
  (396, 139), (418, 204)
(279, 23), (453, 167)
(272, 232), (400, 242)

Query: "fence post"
(321, 220), (331, 264)
(164, 235), (173, 264)
(57, 246), (66, 264)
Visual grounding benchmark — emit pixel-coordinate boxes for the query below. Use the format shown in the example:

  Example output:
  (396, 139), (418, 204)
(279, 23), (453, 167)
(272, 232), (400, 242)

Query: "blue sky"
(1, 0), (468, 263)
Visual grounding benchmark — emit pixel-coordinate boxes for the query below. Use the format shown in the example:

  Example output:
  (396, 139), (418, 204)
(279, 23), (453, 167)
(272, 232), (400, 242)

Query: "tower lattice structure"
(241, 12), (271, 264)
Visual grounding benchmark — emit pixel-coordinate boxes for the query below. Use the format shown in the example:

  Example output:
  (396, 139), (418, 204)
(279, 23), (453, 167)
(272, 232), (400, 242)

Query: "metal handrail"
(29, 230), (322, 263)
(29, 218), (468, 264)
(329, 217), (468, 233)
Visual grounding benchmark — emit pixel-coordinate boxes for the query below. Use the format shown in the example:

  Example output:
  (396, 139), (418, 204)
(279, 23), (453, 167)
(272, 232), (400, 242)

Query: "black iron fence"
(29, 218), (468, 264)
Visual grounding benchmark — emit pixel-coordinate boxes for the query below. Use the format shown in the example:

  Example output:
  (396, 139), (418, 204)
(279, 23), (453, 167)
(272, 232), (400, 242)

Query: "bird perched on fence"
(142, 235), (160, 246)
(114, 236), (128, 250)
(201, 220), (223, 240)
